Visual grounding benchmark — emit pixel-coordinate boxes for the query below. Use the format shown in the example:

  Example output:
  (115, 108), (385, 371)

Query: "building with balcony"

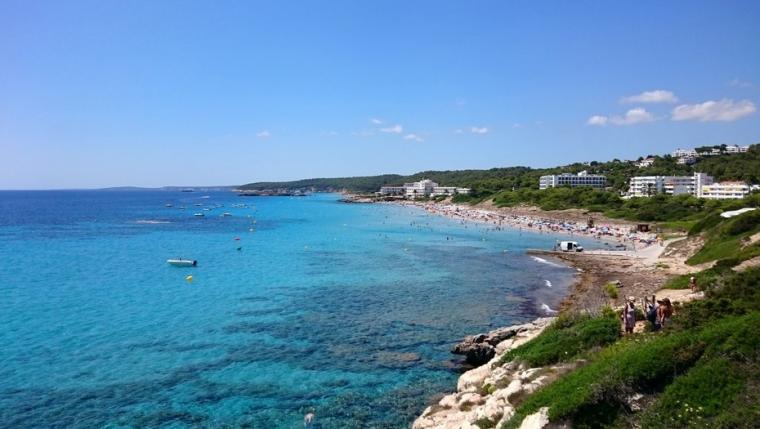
(539, 171), (607, 189)
(629, 172), (750, 199)
(377, 179), (470, 199)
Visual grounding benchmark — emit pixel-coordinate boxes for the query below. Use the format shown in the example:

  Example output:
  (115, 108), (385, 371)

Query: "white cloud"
(728, 78), (753, 88)
(256, 130), (271, 138)
(381, 124), (403, 134)
(470, 126), (488, 134)
(672, 99), (756, 122)
(587, 115), (609, 126)
(453, 128), (463, 134)
(403, 133), (424, 142)
(587, 108), (654, 126)
(610, 108), (654, 125)
(370, 118), (383, 125)
(621, 90), (678, 104)
(512, 123), (522, 128)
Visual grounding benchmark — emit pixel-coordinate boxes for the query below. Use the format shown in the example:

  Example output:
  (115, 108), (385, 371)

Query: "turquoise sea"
(0, 191), (602, 428)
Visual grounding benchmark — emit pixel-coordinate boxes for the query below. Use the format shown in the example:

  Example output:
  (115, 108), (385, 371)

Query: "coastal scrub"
(497, 311), (620, 368)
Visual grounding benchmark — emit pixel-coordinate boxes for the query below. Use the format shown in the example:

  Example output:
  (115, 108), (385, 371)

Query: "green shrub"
(474, 417), (498, 429)
(604, 283), (619, 299)
(662, 266), (729, 290)
(640, 358), (744, 428)
(689, 213), (723, 236)
(687, 210), (760, 265)
(502, 312), (760, 429)
(669, 268), (760, 331)
(499, 312), (620, 367)
(723, 209), (760, 236)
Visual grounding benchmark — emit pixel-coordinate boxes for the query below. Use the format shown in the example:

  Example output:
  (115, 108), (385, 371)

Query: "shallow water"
(0, 191), (605, 428)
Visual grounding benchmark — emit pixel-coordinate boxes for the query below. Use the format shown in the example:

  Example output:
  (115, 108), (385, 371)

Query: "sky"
(1, 0), (759, 189)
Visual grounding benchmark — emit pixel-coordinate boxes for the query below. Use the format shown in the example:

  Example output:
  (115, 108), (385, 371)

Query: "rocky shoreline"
(396, 200), (695, 428)
(413, 318), (563, 429)
(343, 195), (693, 428)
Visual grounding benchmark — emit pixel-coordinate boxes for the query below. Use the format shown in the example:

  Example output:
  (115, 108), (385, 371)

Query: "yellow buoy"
(185, 275), (193, 282)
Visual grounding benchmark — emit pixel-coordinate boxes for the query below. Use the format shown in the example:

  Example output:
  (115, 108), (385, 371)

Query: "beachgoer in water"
(304, 410), (315, 428)
(657, 298), (673, 328)
(689, 276), (698, 293)
(622, 297), (636, 334)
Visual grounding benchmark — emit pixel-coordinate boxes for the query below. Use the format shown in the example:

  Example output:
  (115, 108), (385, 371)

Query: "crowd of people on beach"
(398, 202), (660, 249)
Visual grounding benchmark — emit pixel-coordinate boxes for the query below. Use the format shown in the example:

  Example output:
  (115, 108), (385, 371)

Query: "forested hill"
(239, 144), (760, 195)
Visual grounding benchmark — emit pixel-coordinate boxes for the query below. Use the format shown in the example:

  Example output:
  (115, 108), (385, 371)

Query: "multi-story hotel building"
(377, 179), (471, 199)
(629, 172), (750, 199)
(539, 171), (607, 190)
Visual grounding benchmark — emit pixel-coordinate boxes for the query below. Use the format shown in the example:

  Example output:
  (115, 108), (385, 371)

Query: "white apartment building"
(539, 171), (607, 190)
(629, 172), (750, 199)
(629, 176), (663, 197)
(698, 182), (751, 199)
(636, 158), (655, 168)
(377, 186), (406, 196)
(403, 179), (438, 198)
(431, 186), (471, 197)
(377, 179), (470, 199)
(677, 155), (697, 165)
(671, 148), (698, 158)
(725, 144), (750, 154)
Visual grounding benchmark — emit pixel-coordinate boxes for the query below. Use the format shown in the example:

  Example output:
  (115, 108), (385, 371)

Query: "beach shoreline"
(354, 197), (697, 428)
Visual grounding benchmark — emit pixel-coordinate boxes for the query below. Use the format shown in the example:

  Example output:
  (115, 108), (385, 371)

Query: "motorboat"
(194, 213), (205, 217)
(167, 259), (197, 267)
(222, 212), (232, 217)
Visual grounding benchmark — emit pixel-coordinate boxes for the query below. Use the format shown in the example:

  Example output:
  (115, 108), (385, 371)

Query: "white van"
(559, 241), (584, 252)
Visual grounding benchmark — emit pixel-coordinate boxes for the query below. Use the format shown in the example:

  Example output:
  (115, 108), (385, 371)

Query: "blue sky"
(1, 0), (759, 189)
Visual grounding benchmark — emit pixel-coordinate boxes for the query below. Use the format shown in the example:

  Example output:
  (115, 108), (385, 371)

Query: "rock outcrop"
(414, 317), (564, 429)
(451, 318), (554, 366)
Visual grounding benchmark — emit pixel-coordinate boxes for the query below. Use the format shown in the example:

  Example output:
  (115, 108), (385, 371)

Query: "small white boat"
(222, 212), (232, 217)
(194, 213), (205, 217)
(165, 203), (173, 207)
(167, 259), (197, 267)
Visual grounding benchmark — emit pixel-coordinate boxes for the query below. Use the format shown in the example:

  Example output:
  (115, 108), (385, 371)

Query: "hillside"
(239, 145), (760, 198)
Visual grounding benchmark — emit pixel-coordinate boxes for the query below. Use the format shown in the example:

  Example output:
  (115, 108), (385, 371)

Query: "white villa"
(629, 172), (751, 199)
(539, 171), (607, 189)
(377, 179), (471, 199)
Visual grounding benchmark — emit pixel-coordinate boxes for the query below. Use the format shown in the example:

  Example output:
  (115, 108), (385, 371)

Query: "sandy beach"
(392, 200), (661, 250)
(381, 198), (702, 314)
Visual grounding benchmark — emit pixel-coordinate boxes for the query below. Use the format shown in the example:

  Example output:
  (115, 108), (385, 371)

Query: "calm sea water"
(0, 191), (599, 428)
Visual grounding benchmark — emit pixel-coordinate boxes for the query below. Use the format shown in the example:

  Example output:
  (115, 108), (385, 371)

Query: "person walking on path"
(645, 295), (660, 331)
(657, 298), (673, 328)
(689, 276), (698, 293)
(622, 296), (637, 334)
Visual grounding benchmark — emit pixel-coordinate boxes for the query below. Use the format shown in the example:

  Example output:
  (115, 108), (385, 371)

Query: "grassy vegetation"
(604, 283), (619, 299)
(498, 311), (620, 368)
(686, 209), (760, 266)
(662, 266), (729, 290)
(498, 266), (760, 429)
(638, 358), (746, 428)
